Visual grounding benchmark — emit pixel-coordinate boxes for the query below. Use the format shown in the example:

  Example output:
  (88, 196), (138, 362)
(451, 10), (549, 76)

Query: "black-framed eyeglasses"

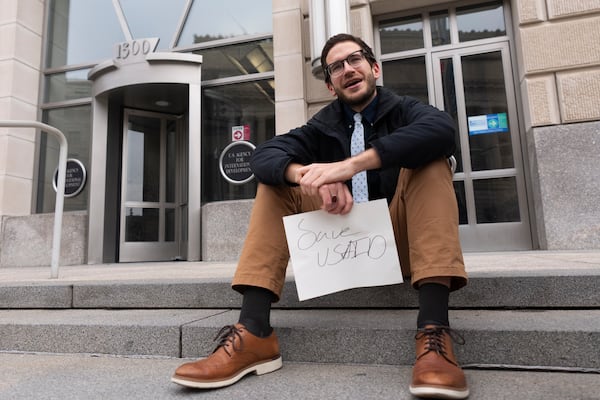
(325, 50), (368, 78)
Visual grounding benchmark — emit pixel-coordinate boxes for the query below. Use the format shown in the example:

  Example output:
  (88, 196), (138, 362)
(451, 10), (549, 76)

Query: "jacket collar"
(309, 86), (401, 137)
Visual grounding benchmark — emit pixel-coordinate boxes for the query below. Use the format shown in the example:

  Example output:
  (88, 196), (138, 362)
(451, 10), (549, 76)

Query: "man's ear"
(372, 61), (381, 79)
(326, 81), (337, 96)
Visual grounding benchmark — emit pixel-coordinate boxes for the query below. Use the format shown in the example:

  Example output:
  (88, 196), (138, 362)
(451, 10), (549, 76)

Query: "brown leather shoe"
(171, 323), (282, 389)
(409, 325), (469, 399)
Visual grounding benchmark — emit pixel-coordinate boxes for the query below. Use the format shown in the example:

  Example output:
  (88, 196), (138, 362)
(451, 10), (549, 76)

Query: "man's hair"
(320, 33), (377, 83)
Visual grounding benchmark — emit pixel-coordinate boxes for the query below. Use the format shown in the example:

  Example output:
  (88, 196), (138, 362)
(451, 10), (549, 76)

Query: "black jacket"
(250, 87), (456, 203)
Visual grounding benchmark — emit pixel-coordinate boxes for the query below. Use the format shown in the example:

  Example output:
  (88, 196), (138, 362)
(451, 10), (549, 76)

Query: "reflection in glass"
(462, 52), (513, 171)
(126, 116), (161, 202)
(382, 57), (428, 104)
(44, 69), (91, 103)
(125, 208), (159, 241)
(457, 1), (505, 42)
(46, 0), (125, 67)
(430, 11), (450, 46)
(194, 39), (273, 80)
(178, 0), (272, 46)
(38, 105), (91, 213)
(474, 177), (520, 223)
(202, 80), (275, 202)
(165, 208), (175, 242)
(453, 181), (468, 225)
(439, 58), (463, 173)
(166, 120), (176, 203)
(379, 15), (424, 53)
(120, 0), (187, 50)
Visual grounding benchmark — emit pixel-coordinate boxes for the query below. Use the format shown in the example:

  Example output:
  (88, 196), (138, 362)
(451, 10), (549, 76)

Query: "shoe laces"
(213, 325), (244, 357)
(415, 326), (465, 365)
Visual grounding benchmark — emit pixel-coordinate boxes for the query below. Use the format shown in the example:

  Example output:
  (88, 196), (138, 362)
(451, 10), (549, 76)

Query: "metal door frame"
(431, 42), (532, 250)
(119, 108), (184, 261)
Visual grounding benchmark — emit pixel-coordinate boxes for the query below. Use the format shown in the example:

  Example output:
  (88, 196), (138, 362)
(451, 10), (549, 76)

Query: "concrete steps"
(0, 308), (599, 369)
(1, 251), (599, 371)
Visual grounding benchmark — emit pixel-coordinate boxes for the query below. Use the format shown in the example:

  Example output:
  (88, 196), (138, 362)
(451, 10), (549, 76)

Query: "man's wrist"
(285, 162), (302, 184)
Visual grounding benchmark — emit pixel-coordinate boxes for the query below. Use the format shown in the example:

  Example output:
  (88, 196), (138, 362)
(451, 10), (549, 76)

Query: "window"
(379, 15), (423, 54)
(37, 105), (91, 213)
(46, 0), (125, 68)
(39, 0), (274, 212)
(119, 0), (187, 50)
(44, 69), (91, 103)
(177, 0), (273, 46)
(193, 39), (273, 80)
(457, 2), (506, 42)
(201, 80), (275, 202)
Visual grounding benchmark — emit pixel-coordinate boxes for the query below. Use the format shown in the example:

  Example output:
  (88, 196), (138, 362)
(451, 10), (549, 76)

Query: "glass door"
(432, 43), (531, 250)
(119, 109), (183, 262)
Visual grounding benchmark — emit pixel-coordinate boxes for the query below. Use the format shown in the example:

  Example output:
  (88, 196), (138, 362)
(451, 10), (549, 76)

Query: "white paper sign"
(283, 199), (403, 301)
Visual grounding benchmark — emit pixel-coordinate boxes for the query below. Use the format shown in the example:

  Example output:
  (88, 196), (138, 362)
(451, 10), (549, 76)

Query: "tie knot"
(353, 113), (362, 123)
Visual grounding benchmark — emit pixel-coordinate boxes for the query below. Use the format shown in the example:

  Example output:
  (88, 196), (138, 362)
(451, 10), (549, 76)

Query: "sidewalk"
(1, 352), (597, 400)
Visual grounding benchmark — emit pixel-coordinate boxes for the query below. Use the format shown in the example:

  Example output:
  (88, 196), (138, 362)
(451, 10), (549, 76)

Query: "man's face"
(325, 41), (381, 112)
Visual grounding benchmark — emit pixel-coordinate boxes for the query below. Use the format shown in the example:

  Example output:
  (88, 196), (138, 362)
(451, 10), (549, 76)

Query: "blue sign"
(468, 113), (508, 135)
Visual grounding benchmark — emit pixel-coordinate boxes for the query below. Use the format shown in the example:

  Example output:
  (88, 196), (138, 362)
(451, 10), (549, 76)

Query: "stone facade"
(0, 0), (599, 268)
(0, 0), (44, 217)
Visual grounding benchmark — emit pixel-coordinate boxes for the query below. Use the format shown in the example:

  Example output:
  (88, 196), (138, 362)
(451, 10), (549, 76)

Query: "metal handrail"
(0, 120), (68, 279)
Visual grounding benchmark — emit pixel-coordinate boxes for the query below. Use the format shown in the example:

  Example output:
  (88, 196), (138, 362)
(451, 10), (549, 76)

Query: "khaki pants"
(232, 158), (467, 301)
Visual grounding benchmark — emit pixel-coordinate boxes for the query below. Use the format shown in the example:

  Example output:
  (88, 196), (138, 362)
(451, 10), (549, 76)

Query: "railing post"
(0, 120), (68, 279)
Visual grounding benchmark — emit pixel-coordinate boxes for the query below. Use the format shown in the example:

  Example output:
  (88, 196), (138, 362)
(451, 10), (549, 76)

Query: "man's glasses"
(325, 50), (368, 78)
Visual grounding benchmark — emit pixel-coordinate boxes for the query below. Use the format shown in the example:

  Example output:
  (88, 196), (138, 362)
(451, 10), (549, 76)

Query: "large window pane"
(453, 181), (468, 225)
(120, 0), (187, 50)
(379, 15), (424, 53)
(38, 105), (91, 213)
(44, 69), (91, 103)
(202, 80), (275, 202)
(439, 58), (463, 173)
(430, 10), (450, 46)
(126, 116), (161, 202)
(382, 57), (428, 104)
(194, 39), (273, 80)
(462, 51), (514, 171)
(125, 207), (159, 241)
(165, 208), (175, 242)
(47, 0), (125, 67)
(474, 177), (520, 223)
(166, 120), (177, 203)
(457, 1), (505, 42)
(178, 0), (273, 46)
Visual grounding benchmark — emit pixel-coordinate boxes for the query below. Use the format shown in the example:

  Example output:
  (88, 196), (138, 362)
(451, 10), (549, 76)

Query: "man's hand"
(318, 182), (353, 214)
(297, 160), (355, 197)
(284, 149), (382, 215)
(285, 161), (354, 214)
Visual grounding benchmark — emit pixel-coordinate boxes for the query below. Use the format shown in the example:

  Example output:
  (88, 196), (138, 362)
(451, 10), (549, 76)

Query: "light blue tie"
(351, 113), (369, 203)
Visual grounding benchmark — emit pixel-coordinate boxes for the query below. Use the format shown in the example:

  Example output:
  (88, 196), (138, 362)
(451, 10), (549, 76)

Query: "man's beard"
(335, 74), (377, 110)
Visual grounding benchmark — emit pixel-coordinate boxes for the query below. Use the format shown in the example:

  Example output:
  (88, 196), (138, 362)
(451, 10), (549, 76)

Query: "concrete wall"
(0, 211), (87, 267)
(201, 200), (253, 261)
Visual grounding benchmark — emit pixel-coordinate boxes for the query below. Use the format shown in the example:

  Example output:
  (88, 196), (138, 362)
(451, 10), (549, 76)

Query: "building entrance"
(377, 1), (532, 250)
(119, 109), (187, 262)
(432, 43), (531, 250)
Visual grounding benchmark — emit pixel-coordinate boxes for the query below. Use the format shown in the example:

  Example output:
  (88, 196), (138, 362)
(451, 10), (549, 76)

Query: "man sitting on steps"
(172, 33), (470, 399)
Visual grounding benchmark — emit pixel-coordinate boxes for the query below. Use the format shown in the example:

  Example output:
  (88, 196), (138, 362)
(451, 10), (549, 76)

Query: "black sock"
(417, 283), (450, 329)
(238, 286), (274, 337)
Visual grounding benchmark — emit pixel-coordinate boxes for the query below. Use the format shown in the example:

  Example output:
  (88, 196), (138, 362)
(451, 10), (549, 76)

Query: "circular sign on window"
(219, 141), (256, 185)
(53, 158), (87, 198)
